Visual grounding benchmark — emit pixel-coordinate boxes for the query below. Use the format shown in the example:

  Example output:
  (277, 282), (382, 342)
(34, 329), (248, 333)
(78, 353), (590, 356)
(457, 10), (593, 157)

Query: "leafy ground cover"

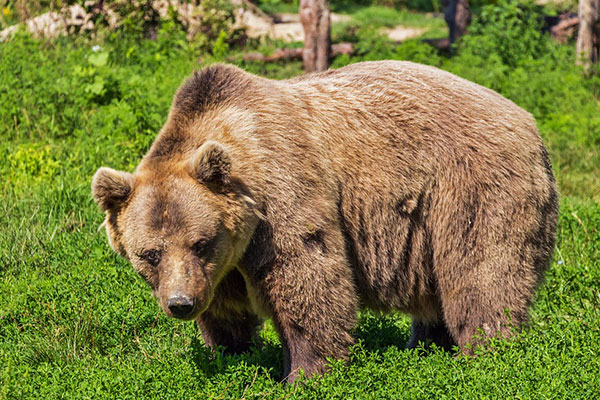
(1, 1), (599, 398)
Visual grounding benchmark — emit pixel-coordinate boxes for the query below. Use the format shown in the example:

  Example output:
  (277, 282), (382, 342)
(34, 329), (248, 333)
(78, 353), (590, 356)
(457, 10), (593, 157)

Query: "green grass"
(349, 6), (444, 29)
(331, 6), (448, 42)
(255, 0), (300, 15)
(255, 3), (449, 44)
(1, 2), (600, 398)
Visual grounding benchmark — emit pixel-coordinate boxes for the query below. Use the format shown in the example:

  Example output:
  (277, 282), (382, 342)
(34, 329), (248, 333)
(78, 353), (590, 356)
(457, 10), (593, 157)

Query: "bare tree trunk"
(576, 0), (599, 69)
(300, 0), (330, 72)
(442, 0), (471, 44)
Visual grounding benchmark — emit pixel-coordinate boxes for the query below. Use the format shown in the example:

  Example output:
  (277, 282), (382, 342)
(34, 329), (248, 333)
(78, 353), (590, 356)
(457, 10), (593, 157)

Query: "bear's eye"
(140, 249), (161, 267)
(192, 239), (210, 258)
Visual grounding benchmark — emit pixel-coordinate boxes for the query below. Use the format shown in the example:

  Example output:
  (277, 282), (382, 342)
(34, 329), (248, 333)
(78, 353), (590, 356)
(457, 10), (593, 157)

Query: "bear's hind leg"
(407, 319), (456, 351)
(438, 283), (529, 354)
(431, 187), (554, 353)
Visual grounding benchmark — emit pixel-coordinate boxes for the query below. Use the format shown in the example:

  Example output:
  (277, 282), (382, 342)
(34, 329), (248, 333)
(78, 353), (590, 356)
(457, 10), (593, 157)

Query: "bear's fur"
(92, 61), (558, 383)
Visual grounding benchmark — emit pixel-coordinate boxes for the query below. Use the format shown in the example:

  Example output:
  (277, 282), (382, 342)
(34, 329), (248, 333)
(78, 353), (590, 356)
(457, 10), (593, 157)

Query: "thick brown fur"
(92, 61), (558, 383)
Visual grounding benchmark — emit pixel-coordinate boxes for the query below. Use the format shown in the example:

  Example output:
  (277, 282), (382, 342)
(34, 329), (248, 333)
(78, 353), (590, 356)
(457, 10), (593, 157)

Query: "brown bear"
(92, 61), (558, 383)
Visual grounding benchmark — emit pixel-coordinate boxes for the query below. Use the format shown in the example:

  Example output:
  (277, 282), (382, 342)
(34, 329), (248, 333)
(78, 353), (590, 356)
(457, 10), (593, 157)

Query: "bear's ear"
(92, 167), (135, 212)
(190, 141), (232, 186)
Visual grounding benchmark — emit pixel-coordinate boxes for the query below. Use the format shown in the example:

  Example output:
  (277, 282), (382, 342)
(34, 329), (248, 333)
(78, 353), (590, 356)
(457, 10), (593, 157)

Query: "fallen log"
(548, 13), (580, 43)
(241, 42), (354, 62)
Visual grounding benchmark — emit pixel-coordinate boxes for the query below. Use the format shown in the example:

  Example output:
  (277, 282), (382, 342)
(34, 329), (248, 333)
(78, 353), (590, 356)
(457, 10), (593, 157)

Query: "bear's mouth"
(170, 307), (200, 321)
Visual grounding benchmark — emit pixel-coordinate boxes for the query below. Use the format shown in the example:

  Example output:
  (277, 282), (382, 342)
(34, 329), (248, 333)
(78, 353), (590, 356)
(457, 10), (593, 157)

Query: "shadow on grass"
(190, 334), (286, 381)
(189, 311), (413, 381)
(354, 311), (412, 351)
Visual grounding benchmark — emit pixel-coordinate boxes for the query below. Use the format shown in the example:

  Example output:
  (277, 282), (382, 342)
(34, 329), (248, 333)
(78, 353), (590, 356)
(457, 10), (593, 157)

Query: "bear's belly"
(338, 190), (437, 316)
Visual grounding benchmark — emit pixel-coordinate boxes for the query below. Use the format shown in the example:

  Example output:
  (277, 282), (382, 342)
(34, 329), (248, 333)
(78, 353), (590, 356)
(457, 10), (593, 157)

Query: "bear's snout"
(167, 294), (196, 319)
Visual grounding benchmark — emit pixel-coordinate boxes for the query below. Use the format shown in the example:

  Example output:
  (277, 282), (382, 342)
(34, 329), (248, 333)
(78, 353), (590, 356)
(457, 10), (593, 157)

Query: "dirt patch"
(271, 22), (305, 41)
(383, 25), (428, 42)
(267, 13), (352, 42)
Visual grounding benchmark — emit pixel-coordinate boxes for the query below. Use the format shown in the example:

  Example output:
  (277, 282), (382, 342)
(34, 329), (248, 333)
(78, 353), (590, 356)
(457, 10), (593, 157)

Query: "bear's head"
(92, 141), (259, 320)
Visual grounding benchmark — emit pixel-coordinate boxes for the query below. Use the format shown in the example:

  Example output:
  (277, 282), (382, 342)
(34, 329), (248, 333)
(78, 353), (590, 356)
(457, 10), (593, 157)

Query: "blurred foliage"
(0, 0), (238, 47)
(0, 0), (598, 199)
(255, 0), (578, 15)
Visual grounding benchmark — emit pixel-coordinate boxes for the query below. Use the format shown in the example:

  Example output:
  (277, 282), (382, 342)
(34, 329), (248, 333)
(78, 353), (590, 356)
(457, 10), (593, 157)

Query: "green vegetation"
(1, 0), (599, 398)
(330, 6), (448, 42)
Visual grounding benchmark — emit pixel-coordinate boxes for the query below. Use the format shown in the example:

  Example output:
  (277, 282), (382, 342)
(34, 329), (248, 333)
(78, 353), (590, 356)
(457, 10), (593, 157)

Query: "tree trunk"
(300, 0), (331, 72)
(576, 0), (599, 69)
(442, 0), (471, 44)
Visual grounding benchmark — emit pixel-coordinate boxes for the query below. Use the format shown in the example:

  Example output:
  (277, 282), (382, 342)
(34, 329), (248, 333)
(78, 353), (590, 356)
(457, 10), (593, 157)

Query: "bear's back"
(285, 61), (539, 151)
(273, 61), (546, 194)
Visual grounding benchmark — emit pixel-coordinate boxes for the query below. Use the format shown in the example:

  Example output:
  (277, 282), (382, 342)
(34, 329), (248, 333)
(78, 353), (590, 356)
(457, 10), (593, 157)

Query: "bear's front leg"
(197, 309), (262, 355)
(196, 269), (262, 354)
(263, 241), (358, 383)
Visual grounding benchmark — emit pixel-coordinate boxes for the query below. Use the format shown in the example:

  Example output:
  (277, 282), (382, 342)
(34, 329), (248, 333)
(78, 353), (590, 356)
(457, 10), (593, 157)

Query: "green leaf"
(87, 76), (105, 95)
(88, 52), (109, 67)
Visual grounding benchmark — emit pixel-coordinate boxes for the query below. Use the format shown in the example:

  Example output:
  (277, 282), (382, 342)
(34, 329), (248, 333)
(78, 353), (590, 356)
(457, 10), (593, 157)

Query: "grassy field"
(1, 1), (600, 398)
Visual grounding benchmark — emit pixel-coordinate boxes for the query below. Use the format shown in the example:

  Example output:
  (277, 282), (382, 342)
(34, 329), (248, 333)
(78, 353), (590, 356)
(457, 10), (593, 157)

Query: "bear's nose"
(167, 295), (195, 319)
